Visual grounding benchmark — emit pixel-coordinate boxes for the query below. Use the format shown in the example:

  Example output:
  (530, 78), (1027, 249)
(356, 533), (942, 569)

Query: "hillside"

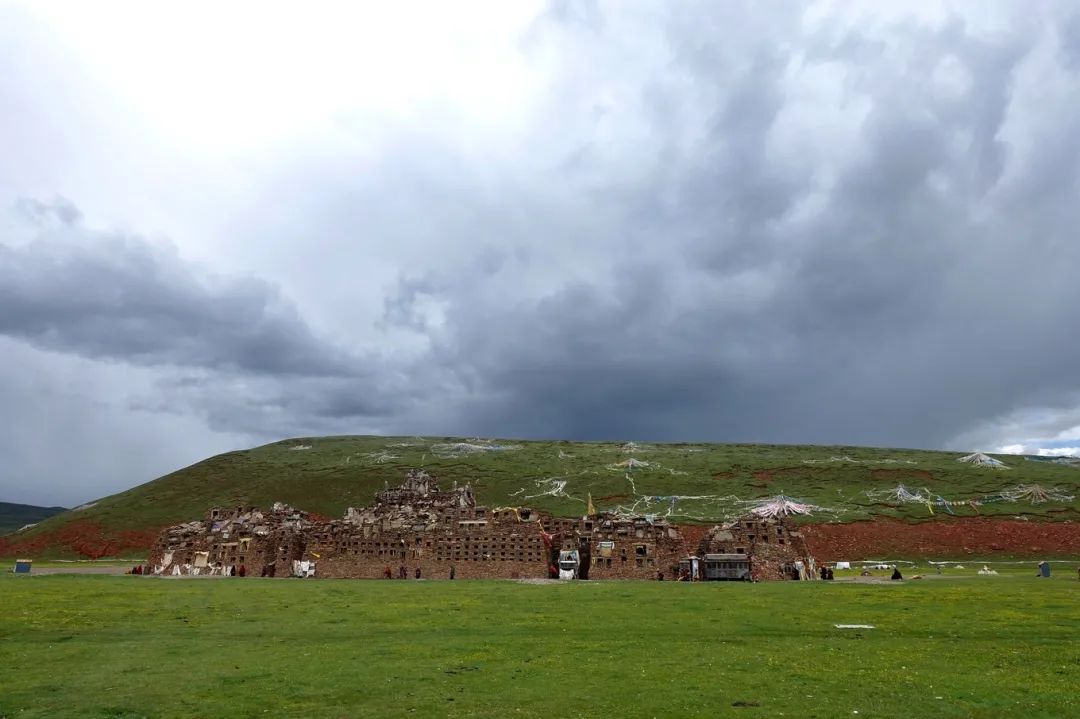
(2, 436), (1078, 558)
(0, 502), (67, 535)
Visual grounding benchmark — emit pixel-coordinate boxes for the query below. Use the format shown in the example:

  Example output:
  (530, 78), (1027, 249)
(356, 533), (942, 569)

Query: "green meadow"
(1, 573), (1076, 718)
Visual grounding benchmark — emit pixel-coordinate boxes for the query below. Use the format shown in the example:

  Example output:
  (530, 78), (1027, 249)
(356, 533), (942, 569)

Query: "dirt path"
(23, 565), (130, 575)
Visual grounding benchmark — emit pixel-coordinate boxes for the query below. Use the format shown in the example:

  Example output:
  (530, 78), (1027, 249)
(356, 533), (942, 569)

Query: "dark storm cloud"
(162, 2), (1080, 451)
(375, 6), (1080, 449)
(6, 2), (1080, 507)
(0, 200), (356, 378)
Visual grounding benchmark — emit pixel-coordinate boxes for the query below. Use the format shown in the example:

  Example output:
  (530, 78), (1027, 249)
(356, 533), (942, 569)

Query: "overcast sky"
(3, 1), (1080, 506)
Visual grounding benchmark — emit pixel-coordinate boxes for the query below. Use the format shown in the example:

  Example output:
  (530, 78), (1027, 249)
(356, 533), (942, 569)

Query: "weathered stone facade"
(697, 515), (815, 580)
(305, 471), (550, 579)
(148, 502), (312, 576)
(149, 470), (810, 581)
(303, 470), (684, 580)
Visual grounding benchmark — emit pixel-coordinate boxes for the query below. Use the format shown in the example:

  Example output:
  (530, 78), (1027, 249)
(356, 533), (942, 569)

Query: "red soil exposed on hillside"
(4, 515), (1077, 561)
(802, 517), (1080, 559)
(752, 466), (816, 486)
(0, 521), (160, 558)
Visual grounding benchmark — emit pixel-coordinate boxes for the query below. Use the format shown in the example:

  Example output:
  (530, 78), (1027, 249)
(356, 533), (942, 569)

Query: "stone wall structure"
(148, 502), (312, 576)
(303, 470), (685, 579)
(149, 470), (809, 581)
(697, 515), (815, 580)
(305, 471), (549, 579)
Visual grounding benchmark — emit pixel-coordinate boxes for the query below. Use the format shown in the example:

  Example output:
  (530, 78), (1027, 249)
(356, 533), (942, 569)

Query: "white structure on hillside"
(957, 452), (1008, 469)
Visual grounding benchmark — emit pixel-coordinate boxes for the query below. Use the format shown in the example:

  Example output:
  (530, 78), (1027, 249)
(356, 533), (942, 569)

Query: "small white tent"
(957, 452), (1008, 469)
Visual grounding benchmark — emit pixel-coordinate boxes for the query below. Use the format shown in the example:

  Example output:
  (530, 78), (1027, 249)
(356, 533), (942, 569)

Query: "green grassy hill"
(0, 502), (67, 535)
(5, 436), (1078, 558)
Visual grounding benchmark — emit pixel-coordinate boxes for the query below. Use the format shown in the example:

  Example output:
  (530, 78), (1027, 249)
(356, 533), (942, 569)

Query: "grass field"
(11, 436), (1079, 558)
(1, 573), (1077, 718)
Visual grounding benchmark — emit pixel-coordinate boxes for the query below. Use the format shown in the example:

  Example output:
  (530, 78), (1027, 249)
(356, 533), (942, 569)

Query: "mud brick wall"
(149, 505), (312, 576)
(302, 515), (555, 579)
(314, 556), (548, 580)
(698, 516), (814, 581)
(150, 471), (818, 582)
(576, 535), (685, 579)
(565, 515), (684, 579)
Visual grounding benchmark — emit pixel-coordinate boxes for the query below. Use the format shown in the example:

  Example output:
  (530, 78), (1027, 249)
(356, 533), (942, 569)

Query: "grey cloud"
(0, 338), (249, 506)
(5, 2), (1080, 505)
(0, 211), (358, 378)
(380, 4), (1080, 449)
(14, 196), (82, 226)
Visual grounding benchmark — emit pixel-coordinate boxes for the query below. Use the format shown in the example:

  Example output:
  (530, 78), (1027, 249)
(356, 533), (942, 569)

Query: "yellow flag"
(587, 493), (596, 517)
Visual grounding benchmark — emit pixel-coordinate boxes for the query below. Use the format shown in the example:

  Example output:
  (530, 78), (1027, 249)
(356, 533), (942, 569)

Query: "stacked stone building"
(303, 470), (553, 579)
(149, 470), (809, 581)
(149, 502), (312, 576)
(697, 514), (816, 580)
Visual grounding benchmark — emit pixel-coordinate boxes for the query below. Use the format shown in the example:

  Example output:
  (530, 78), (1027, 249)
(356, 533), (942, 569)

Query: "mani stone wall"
(304, 508), (552, 579)
(149, 470), (689, 580)
(308, 513), (686, 581)
(147, 475), (819, 582)
(555, 515), (685, 580)
(303, 471), (685, 580)
(303, 471), (552, 578)
(148, 503), (311, 576)
(698, 515), (814, 581)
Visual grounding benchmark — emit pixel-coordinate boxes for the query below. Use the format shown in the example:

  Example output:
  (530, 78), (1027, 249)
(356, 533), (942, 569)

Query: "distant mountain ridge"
(0, 501), (67, 535)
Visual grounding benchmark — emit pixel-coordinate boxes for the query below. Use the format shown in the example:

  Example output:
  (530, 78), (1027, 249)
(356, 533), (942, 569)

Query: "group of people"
(382, 565), (435, 579)
(818, 566), (836, 580)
